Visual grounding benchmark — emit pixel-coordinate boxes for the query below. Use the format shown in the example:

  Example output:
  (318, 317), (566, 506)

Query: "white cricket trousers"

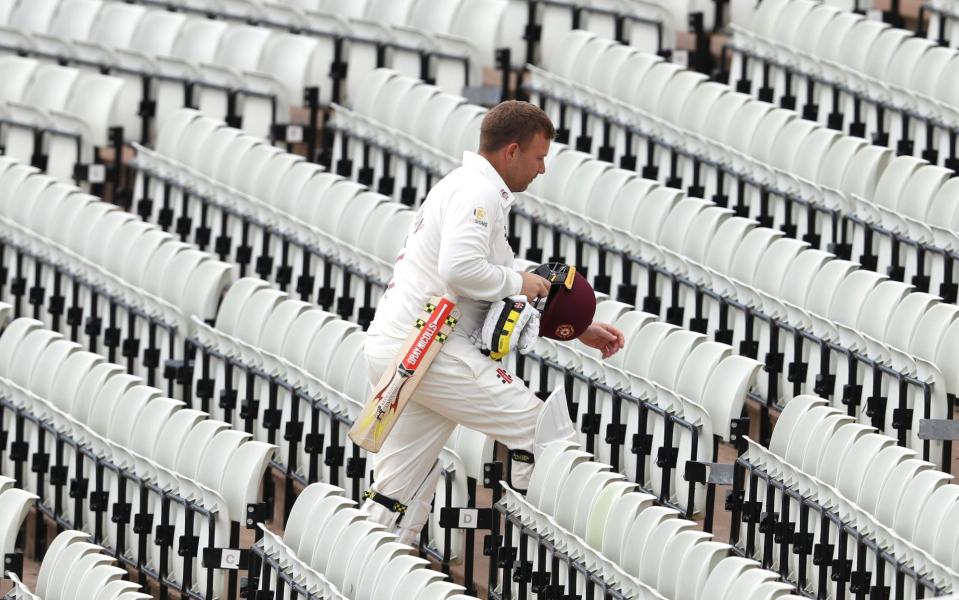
(361, 332), (543, 544)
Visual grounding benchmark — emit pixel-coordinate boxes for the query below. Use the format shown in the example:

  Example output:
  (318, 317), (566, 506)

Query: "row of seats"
(0, 476), (36, 589)
(255, 481), (475, 600)
(0, 130), (481, 587)
(513, 296), (760, 516)
(0, 155), (234, 396)
(497, 440), (802, 600)
(501, 400), (959, 600)
(131, 104), (753, 565)
(4, 530), (151, 600)
(121, 101), (770, 586)
(135, 115), (764, 521)
(517, 40), (958, 456)
(728, 0), (959, 167)
(189, 277), (496, 581)
(119, 0), (517, 100)
(0, 56), (131, 186)
(926, 0), (959, 46)
(746, 395), (959, 596)
(191, 277), (368, 486)
(192, 273), (734, 576)
(133, 108), (407, 323)
(526, 29), (959, 306)
(0, 0), (326, 143)
(0, 316), (275, 598)
(330, 67), (959, 468)
(106, 0), (690, 88)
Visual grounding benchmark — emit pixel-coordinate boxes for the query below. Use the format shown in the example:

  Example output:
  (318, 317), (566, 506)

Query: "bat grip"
(373, 368), (409, 418)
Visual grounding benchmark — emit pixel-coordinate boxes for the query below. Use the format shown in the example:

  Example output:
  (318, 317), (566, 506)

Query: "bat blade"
(349, 296), (458, 452)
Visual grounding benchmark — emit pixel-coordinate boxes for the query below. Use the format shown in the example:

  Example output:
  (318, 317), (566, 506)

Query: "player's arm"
(437, 190), (523, 302)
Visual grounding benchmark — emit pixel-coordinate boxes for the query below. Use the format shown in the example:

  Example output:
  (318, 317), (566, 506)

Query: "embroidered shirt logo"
(470, 206), (488, 227)
(500, 189), (509, 201)
(495, 368), (513, 384)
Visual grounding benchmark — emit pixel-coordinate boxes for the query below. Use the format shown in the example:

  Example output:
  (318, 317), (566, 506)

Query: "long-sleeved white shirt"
(368, 151), (523, 342)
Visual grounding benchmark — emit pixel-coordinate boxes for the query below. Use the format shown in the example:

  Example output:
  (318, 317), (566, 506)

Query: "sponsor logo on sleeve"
(470, 206), (489, 227)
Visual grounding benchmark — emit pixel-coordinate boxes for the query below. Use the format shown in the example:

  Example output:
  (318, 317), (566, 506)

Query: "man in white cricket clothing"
(362, 101), (625, 544)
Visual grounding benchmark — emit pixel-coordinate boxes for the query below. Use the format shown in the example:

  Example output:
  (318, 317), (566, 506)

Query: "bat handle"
(373, 369), (409, 418)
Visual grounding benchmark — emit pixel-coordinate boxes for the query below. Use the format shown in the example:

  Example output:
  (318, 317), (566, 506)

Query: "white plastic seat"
(702, 556), (761, 600)
(834, 433), (894, 503)
(0, 57), (38, 103)
(171, 18), (229, 64)
(804, 259), (858, 318)
(5, 0), (59, 33)
(407, 0), (461, 34)
(351, 541), (413, 600)
(620, 506), (677, 577)
(857, 444), (915, 514)
(555, 460), (611, 532)
(72, 362), (125, 425)
(129, 10), (187, 56)
(368, 554), (431, 600)
(905, 479), (959, 545)
(639, 517), (696, 586)
(674, 540), (729, 600)
(449, 0), (524, 69)
(88, 3), (146, 50)
(600, 491), (657, 563)
(64, 72), (136, 147)
(892, 461), (950, 539)
(47, 0), (103, 42)
(153, 408), (207, 471)
(816, 422), (872, 486)
(828, 270), (885, 329)
(213, 24), (274, 75)
(0, 487), (38, 560)
(413, 92), (467, 149)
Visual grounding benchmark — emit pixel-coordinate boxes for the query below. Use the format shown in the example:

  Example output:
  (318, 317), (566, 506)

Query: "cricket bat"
(349, 296), (459, 452)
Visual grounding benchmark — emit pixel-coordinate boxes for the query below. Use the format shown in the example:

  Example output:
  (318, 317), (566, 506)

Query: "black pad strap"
(364, 490), (407, 514)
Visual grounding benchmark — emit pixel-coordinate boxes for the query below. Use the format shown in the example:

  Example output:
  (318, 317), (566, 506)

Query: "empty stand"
(1, 3), (958, 599)
(0, 316), (274, 599)
(329, 66), (959, 472)
(5, 529), (151, 600)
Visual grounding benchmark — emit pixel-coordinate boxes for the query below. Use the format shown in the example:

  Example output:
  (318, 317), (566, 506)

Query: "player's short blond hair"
(479, 100), (555, 153)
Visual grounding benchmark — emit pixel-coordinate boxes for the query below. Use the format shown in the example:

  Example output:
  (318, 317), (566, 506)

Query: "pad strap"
(364, 490), (408, 515)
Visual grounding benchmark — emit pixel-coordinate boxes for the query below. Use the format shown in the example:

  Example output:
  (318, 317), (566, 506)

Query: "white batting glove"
(476, 295), (540, 360)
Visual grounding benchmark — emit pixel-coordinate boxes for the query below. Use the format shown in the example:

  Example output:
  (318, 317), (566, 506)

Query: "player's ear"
(504, 141), (520, 161)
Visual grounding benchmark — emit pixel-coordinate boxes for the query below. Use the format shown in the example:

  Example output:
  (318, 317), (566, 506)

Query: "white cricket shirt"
(368, 151), (524, 342)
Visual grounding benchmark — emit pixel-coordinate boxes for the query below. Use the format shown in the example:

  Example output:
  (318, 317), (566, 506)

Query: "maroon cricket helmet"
(532, 263), (596, 341)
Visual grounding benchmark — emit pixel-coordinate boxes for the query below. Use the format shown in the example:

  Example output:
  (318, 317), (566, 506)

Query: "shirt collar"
(462, 151), (514, 209)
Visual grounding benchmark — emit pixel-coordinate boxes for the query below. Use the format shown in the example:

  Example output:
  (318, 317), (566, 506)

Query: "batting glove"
(476, 295), (540, 360)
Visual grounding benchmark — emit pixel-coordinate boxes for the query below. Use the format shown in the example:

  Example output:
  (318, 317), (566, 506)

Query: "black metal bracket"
(684, 461), (735, 485)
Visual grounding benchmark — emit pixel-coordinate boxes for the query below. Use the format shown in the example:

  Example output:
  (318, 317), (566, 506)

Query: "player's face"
(505, 133), (550, 192)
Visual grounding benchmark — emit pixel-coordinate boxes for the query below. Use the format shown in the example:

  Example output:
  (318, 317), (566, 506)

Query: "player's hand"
(519, 271), (550, 303)
(579, 321), (625, 359)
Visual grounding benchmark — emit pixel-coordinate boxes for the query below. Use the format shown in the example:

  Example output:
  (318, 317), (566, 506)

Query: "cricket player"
(362, 100), (625, 544)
